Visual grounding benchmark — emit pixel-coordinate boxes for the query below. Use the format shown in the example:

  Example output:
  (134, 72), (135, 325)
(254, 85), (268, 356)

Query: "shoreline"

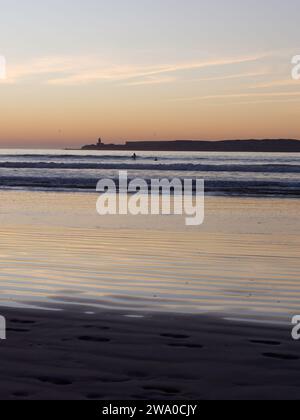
(1, 188), (300, 198)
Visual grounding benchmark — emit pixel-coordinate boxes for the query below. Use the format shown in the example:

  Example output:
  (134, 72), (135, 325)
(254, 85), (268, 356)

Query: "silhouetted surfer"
(132, 153), (137, 160)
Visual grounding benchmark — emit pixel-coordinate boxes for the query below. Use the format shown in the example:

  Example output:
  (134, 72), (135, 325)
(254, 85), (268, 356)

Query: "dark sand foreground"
(0, 306), (299, 400)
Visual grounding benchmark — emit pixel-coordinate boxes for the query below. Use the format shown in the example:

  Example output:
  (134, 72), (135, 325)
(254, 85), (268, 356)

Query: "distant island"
(81, 138), (300, 153)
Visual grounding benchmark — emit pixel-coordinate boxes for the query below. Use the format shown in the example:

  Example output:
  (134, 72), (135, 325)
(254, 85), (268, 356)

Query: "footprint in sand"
(78, 335), (111, 343)
(167, 343), (203, 349)
(37, 376), (73, 386)
(12, 391), (32, 398)
(7, 328), (30, 333)
(82, 325), (110, 331)
(250, 339), (281, 346)
(160, 333), (190, 340)
(262, 352), (299, 361)
(160, 333), (202, 349)
(11, 319), (36, 325)
(143, 385), (180, 395)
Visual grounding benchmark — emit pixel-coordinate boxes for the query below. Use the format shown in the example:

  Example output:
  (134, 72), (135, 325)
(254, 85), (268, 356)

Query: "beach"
(1, 307), (299, 401)
(0, 191), (300, 399)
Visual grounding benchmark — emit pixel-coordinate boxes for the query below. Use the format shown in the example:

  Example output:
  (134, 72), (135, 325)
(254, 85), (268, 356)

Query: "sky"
(0, 0), (300, 148)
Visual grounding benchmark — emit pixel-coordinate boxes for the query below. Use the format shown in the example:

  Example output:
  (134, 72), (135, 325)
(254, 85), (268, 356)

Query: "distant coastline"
(81, 139), (300, 153)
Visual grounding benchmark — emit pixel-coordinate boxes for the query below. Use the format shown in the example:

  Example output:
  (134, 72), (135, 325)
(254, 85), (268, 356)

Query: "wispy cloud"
(228, 97), (300, 106)
(123, 76), (177, 86)
(250, 79), (298, 89)
(174, 91), (300, 102)
(193, 70), (268, 83)
(4, 53), (267, 86)
(8, 56), (84, 82)
(47, 54), (269, 86)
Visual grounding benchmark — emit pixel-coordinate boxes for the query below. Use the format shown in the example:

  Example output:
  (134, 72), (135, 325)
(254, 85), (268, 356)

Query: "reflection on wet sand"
(0, 192), (299, 322)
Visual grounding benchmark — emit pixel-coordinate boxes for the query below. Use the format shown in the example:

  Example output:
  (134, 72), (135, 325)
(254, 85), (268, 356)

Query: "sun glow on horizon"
(0, 0), (300, 148)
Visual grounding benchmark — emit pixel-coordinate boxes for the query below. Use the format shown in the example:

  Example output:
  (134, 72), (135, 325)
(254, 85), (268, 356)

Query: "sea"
(0, 149), (299, 197)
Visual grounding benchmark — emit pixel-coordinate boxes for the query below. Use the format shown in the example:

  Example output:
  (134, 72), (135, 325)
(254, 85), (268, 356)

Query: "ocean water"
(0, 149), (299, 196)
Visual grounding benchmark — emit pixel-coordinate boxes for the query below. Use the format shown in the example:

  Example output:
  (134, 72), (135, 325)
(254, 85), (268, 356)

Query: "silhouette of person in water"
(132, 153), (137, 160)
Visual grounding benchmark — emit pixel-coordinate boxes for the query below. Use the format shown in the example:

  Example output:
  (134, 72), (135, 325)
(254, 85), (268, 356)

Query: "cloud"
(4, 53), (267, 86)
(229, 97), (300, 106)
(123, 76), (177, 86)
(193, 70), (268, 83)
(47, 54), (269, 86)
(174, 91), (300, 102)
(250, 79), (298, 89)
(8, 56), (78, 80)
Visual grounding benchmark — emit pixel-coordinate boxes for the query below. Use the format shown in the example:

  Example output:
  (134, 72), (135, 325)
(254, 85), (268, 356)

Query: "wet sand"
(0, 191), (299, 400)
(0, 307), (300, 400)
(0, 192), (299, 320)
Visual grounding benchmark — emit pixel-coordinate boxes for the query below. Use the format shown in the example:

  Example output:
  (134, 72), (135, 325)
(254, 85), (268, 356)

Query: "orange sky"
(0, 0), (300, 148)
